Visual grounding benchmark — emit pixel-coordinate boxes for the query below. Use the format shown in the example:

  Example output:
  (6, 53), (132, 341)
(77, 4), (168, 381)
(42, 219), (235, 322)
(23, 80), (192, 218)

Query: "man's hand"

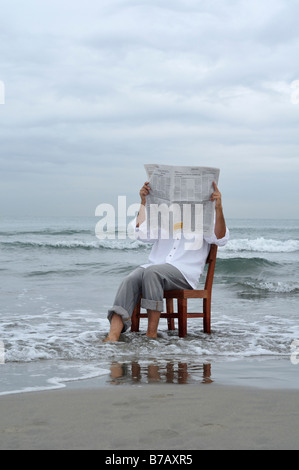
(210, 181), (222, 211)
(140, 182), (151, 206)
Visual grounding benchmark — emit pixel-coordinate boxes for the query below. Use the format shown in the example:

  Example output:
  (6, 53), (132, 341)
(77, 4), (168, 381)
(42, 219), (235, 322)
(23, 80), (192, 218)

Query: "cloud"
(0, 0), (299, 217)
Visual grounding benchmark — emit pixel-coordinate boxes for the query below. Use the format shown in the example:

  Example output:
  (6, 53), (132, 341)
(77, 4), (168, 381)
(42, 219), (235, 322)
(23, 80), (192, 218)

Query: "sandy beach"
(1, 383), (299, 450)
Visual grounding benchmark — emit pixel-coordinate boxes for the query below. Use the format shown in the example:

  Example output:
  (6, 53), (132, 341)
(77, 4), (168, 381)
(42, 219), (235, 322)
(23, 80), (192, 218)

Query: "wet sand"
(1, 384), (299, 450)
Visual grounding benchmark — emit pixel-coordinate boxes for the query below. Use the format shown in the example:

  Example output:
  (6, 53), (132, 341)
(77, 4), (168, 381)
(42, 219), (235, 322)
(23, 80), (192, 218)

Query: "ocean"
(1, 216), (299, 394)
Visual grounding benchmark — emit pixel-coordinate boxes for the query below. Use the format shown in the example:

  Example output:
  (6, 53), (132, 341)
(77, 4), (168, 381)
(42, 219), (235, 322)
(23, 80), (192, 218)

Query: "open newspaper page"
(144, 164), (220, 238)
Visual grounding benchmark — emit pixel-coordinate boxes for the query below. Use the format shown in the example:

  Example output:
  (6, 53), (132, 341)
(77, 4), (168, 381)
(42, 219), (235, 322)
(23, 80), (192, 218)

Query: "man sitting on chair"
(105, 181), (229, 342)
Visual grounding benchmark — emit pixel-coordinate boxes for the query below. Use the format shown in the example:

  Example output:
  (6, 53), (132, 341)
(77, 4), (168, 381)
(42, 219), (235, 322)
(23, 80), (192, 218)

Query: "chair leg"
(166, 298), (175, 330)
(131, 300), (141, 332)
(203, 298), (211, 334)
(178, 298), (187, 338)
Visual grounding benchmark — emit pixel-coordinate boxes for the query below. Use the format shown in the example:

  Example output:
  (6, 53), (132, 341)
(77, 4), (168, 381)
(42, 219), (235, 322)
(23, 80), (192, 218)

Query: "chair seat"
(164, 289), (209, 299)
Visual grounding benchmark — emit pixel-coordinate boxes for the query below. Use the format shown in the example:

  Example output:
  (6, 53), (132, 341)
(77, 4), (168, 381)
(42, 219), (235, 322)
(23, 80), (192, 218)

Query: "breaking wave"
(224, 238), (299, 253)
(2, 236), (299, 254)
(0, 238), (150, 251)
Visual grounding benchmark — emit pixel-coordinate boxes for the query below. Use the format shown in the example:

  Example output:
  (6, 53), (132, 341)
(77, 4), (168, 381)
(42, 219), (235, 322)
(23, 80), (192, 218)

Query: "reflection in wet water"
(108, 361), (213, 385)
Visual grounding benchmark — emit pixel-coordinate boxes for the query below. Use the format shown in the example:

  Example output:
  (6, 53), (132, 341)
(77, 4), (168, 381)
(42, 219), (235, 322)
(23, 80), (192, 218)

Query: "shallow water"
(1, 217), (299, 394)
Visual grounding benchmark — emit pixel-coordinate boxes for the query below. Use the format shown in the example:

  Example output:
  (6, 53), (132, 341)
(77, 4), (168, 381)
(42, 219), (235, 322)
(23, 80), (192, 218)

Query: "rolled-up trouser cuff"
(108, 306), (131, 333)
(141, 298), (164, 312)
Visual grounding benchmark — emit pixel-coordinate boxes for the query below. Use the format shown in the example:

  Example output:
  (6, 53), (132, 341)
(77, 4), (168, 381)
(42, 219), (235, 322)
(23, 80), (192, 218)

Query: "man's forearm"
(210, 181), (227, 239)
(136, 202), (146, 228)
(137, 182), (150, 227)
(214, 205), (227, 239)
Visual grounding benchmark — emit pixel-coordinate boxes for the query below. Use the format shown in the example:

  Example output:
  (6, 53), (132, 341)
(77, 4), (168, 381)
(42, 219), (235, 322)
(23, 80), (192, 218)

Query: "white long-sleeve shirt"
(134, 215), (229, 289)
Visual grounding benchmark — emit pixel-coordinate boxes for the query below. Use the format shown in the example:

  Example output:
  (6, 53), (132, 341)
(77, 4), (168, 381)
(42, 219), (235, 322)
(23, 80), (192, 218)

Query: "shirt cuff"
(204, 227), (230, 247)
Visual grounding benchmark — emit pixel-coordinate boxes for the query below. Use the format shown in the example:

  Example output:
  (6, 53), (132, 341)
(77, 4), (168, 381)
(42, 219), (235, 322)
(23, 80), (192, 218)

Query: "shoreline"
(1, 356), (299, 397)
(1, 382), (299, 450)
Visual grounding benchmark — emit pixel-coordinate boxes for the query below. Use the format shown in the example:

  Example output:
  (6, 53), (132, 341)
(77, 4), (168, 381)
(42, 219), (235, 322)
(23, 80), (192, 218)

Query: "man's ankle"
(103, 334), (119, 342)
(146, 332), (158, 339)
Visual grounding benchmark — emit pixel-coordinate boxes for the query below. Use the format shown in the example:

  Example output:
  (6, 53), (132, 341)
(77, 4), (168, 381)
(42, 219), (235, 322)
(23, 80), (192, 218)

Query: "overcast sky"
(1, 0), (299, 219)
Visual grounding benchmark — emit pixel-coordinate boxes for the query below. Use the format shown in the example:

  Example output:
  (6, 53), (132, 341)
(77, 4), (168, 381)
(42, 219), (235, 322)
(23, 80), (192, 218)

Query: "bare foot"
(103, 314), (123, 343)
(103, 335), (119, 343)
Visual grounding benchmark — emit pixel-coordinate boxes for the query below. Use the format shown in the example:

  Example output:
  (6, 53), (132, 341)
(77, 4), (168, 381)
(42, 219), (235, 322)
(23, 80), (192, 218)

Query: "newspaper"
(144, 164), (220, 238)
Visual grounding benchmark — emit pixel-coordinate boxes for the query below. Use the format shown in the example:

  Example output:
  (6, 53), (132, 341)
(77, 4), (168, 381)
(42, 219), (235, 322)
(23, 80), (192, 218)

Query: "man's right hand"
(140, 182), (151, 205)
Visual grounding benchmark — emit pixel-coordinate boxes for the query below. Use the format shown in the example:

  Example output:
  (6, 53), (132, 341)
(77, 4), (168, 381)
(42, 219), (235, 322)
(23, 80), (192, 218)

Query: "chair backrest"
(204, 244), (218, 292)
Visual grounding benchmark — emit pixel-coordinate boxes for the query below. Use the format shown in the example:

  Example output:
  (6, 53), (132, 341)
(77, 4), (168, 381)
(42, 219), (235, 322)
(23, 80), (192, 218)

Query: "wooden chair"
(131, 244), (218, 338)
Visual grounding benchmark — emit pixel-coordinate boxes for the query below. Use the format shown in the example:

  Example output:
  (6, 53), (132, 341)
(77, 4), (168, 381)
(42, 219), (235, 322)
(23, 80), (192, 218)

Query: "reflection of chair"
(131, 244), (218, 337)
(110, 361), (213, 385)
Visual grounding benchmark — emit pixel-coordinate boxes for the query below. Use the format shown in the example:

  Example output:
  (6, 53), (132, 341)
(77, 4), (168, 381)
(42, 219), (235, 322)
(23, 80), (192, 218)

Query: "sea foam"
(224, 237), (299, 253)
